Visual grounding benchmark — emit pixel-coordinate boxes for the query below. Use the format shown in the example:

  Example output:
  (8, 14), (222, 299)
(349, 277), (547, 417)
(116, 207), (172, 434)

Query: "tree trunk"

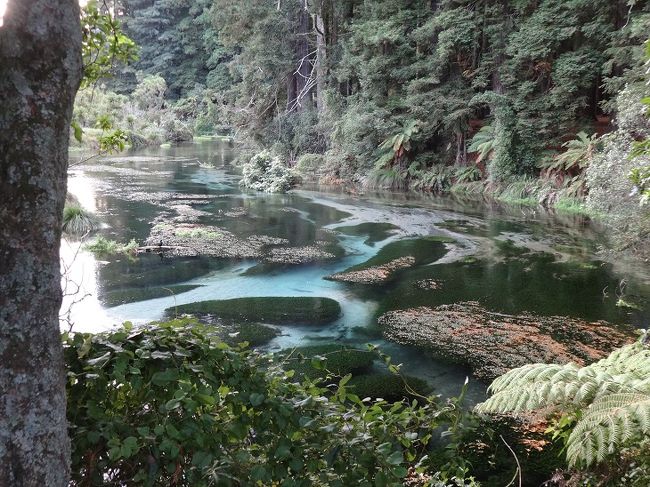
(0, 1), (83, 485)
(314, 3), (327, 114)
(294, 0), (313, 111)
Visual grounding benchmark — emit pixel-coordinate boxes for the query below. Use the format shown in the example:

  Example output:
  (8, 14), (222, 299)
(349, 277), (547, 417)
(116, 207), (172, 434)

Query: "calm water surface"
(63, 140), (650, 404)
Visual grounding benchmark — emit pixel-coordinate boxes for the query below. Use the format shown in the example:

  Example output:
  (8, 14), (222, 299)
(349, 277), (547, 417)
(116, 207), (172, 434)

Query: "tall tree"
(0, 1), (83, 485)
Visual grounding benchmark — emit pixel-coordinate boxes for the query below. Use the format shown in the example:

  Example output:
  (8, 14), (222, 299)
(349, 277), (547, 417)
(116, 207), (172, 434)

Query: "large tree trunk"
(314, 1), (327, 114)
(0, 1), (82, 485)
(294, 0), (313, 111)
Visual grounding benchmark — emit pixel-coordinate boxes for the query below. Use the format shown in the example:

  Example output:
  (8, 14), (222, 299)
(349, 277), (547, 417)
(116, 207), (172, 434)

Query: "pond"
(64, 139), (650, 405)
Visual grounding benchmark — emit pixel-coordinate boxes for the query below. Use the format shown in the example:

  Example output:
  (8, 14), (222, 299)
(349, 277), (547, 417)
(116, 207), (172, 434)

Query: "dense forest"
(72, 0), (650, 253)
(104, 0), (648, 178)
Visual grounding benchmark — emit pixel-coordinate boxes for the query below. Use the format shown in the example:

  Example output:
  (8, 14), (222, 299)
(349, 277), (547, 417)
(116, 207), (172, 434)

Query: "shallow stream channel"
(64, 139), (650, 405)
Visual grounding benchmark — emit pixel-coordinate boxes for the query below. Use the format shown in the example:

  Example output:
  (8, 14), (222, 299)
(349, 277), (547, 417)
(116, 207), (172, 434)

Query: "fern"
(468, 124), (495, 162)
(476, 336), (650, 467)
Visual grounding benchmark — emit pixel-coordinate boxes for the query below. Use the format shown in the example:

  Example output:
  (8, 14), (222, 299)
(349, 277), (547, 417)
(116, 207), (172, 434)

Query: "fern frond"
(566, 394), (650, 467)
(477, 338), (650, 468)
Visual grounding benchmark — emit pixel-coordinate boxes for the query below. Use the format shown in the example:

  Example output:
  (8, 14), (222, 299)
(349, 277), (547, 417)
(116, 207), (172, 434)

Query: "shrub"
(65, 320), (472, 486)
(294, 153), (325, 180)
(240, 150), (297, 193)
(162, 116), (193, 143)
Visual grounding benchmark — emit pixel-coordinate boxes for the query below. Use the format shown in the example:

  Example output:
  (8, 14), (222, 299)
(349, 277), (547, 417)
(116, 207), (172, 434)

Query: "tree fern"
(468, 124), (495, 162)
(476, 336), (650, 467)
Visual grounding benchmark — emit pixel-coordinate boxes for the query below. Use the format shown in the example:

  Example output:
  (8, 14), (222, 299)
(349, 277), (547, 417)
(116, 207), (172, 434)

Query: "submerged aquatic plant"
(62, 204), (100, 236)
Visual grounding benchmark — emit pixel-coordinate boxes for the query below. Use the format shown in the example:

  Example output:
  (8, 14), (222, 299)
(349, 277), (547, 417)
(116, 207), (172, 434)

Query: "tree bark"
(314, 5), (327, 114)
(0, 1), (82, 485)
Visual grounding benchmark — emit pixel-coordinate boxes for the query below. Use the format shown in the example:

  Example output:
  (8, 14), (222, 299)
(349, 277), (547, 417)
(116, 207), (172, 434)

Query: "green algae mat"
(169, 296), (341, 325)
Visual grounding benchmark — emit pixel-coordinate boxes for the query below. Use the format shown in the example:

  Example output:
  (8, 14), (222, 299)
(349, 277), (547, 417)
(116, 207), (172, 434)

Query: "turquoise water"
(64, 139), (650, 404)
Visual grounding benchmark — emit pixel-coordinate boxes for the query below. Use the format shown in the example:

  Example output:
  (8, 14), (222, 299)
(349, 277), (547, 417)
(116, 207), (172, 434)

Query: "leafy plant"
(376, 120), (420, 169)
(80, 0), (138, 88)
(65, 320), (475, 486)
(545, 132), (599, 172)
(477, 334), (650, 468)
(629, 166), (650, 205)
(411, 165), (454, 193)
(365, 167), (407, 189)
(240, 150), (296, 193)
(468, 124), (495, 163)
(454, 166), (482, 184)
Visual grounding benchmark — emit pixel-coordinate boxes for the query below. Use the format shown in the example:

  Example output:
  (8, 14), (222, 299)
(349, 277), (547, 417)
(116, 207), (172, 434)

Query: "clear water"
(63, 139), (650, 404)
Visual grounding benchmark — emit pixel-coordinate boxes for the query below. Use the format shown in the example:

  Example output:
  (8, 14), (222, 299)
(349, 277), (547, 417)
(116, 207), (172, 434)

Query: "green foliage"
(468, 125), (495, 163)
(477, 335), (650, 468)
(410, 165), (454, 193)
(240, 150), (297, 193)
(294, 153), (325, 180)
(170, 296), (342, 326)
(586, 80), (650, 256)
(80, 0), (137, 88)
(630, 166), (650, 205)
(546, 132), (599, 172)
(84, 236), (138, 256)
(62, 204), (100, 236)
(376, 120), (420, 168)
(454, 166), (482, 184)
(73, 73), (212, 146)
(65, 321), (474, 486)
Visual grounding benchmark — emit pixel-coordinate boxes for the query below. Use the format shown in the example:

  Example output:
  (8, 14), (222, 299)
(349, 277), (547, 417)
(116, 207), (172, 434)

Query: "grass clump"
(170, 296), (341, 325)
(62, 204), (100, 236)
(84, 236), (138, 256)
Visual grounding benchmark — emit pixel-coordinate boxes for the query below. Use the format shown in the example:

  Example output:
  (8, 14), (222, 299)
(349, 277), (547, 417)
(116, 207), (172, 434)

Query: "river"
(63, 139), (650, 404)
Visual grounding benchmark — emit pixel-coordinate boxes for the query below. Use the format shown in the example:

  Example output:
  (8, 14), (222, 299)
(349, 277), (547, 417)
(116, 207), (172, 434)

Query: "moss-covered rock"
(170, 296), (342, 325)
(325, 236), (453, 284)
(219, 322), (279, 347)
(326, 256), (416, 284)
(347, 374), (432, 402)
(379, 302), (636, 381)
(280, 344), (375, 378)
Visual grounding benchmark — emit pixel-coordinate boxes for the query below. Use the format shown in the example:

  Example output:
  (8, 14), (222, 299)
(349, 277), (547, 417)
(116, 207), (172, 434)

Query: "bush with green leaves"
(240, 150), (297, 193)
(477, 333), (650, 469)
(294, 153), (325, 181)
(65, 320), (477, 486)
